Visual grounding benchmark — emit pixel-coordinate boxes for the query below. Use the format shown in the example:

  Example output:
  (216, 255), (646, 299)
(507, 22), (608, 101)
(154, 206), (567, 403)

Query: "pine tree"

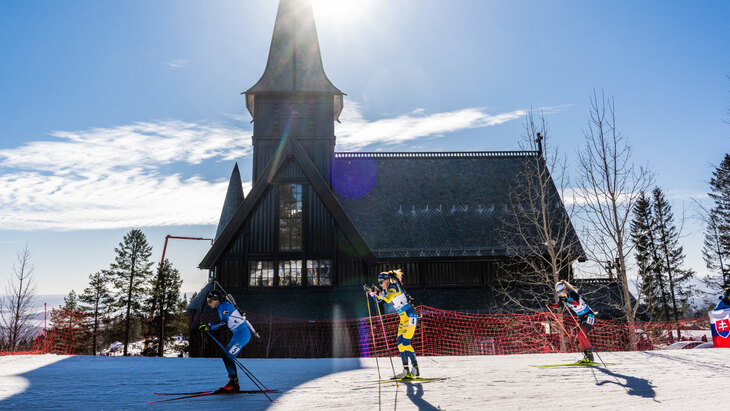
(704, 154), (730, 288)
(107, 229), (153, 356)
(79, 272), (114, 355)
(149, 259), (182, 356)
(652, 187), (695, 324)
(63, 290), (79, 311)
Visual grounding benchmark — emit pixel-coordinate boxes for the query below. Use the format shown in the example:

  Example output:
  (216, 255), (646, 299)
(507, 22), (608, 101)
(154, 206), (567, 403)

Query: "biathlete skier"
(198, 289), (251, 393)
(548, 280), (596, 363)
(367, 269), (420, 379)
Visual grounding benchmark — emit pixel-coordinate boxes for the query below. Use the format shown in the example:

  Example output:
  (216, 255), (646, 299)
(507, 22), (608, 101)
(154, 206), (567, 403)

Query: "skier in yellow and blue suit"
(368, 269), (420, 379)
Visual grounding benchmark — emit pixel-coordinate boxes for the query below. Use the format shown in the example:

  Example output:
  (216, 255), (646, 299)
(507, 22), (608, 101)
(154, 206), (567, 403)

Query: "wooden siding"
(252, 96), (335, 181)
(305, 185), (335, 256)
(248, 187), (276, 254)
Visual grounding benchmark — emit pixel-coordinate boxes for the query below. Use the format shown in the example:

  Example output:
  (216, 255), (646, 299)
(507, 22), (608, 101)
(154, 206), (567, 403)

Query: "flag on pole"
(709, 309), (730, 348)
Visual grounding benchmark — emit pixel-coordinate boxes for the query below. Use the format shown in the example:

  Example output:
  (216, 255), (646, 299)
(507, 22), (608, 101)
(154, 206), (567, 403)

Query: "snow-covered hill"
(0, 350), (727, 410)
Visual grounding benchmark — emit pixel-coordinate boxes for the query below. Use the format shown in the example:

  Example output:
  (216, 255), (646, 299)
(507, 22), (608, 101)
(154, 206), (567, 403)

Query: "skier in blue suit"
(714, 288), (730, 311)
(199, 289), (251, 393)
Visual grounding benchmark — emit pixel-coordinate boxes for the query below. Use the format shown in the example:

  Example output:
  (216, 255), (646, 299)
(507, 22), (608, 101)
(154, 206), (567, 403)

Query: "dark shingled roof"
(330, 152), (583, 259)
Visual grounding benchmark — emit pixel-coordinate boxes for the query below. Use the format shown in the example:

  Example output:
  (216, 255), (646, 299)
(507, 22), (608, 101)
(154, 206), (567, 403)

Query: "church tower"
(245, 0), (344, 181)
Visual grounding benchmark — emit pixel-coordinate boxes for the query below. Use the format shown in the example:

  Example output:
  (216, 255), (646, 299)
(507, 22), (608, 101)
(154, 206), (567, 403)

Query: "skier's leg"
(400, 318), (417, 366)
(395, 313), (411, 378)
(578, 316), (595, 361)
(223, 326), (252, 378)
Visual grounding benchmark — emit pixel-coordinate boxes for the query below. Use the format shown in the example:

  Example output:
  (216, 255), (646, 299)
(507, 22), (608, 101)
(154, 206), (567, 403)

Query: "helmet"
(207, 289), (224, 301)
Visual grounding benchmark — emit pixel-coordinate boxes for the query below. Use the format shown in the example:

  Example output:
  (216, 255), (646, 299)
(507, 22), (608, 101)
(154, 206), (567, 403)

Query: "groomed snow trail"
(0, 350), (727, 410)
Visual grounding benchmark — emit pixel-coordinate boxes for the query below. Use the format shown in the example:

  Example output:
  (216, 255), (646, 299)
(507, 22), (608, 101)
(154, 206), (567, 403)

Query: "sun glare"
(311, 0), (371, 27)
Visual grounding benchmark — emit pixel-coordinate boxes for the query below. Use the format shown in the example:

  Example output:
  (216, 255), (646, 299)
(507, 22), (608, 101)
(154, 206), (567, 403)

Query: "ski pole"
(559, 301), (610, 369)
(204, 330), (274, 402)
(543, 303), (573, 351)
(371, 288), (398, 380)
(206, 331), (270, 391)
(205, 330), (269, 391)
(364, 286), (382, 380)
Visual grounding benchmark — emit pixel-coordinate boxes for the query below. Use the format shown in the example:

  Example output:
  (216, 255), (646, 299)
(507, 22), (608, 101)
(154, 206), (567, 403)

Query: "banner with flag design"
(709, 309), (730, 348)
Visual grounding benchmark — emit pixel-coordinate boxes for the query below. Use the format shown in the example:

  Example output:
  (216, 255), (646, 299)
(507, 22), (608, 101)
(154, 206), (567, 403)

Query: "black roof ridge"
(332, 150), (539, 158)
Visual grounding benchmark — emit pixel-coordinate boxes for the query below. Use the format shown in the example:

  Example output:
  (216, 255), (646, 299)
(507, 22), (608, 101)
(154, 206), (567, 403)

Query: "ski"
(373, 377), (448, 384)
(149, 389), (279, 403)
(530, 362), (621, 368)
(154, 390), (213, 396)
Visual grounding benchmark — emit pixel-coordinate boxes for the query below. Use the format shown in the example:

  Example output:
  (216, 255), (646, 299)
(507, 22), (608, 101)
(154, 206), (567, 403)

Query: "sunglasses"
(378, 279), (386, 284)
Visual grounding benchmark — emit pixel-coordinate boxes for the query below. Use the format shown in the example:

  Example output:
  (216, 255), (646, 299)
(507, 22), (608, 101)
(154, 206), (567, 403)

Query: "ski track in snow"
(0, 350), (728, 410)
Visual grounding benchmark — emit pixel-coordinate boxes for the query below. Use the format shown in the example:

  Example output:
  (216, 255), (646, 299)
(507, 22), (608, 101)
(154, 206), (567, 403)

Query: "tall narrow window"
(279, 260), (302, 286)
(307, 259), (332, 286)
(248, 261), (274, 287)
(279, 184), (303, 251)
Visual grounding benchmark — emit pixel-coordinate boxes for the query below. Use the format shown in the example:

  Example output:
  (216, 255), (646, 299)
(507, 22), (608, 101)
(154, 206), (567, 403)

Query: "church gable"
(200, 139), (375, 270)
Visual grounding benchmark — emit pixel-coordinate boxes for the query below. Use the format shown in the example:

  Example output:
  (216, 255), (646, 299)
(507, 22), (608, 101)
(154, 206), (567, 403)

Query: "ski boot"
(216, 376), (240, 393)
(584, 349), (595, 363)
(412, 364), (420, 377)
(393, 367), (414, 380)
(577, 350), (594, 364)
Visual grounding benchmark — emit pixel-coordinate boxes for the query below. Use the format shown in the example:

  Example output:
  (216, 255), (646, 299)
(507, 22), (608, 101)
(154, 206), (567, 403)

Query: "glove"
(546, 301), (559, 309)
(198, 323), (210, 331)
(558, 296), (566, 303)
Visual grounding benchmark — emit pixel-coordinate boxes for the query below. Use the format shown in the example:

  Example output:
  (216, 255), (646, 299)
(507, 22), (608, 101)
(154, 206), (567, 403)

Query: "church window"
(279, 260), (302, 286)
(248, 261), (274, 287)
(279, 184), (303, 251)
(307, 259), (332, 286)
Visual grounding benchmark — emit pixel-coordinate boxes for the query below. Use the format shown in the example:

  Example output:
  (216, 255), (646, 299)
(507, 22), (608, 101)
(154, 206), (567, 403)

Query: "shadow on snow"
(0, 355), (361, 410)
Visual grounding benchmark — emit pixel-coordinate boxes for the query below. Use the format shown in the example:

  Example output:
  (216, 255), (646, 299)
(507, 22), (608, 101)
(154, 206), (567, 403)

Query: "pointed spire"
(245, 0), (343, 119)
(215, 163), (245, 240)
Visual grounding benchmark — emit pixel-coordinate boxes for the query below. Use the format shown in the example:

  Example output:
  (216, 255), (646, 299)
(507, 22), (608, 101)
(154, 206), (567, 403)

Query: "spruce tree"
(47, 290), (88, 354)
(107, 229), (153, 356)
(652, 187), (695, 324)
(149, 259), (182, 356)
(631, 192), (670, 321)
(704, 154), (730, 288)
(79, 272), (114, 355)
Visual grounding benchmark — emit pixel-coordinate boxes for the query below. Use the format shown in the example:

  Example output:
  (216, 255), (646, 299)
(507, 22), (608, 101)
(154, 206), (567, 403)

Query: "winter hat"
(207, 289), (224, 301)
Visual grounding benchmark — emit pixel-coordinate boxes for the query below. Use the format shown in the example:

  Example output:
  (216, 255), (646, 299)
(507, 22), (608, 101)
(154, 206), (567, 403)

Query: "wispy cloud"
(164, 59), (189, 68)
(335, 102), (525, 150)
(0, 120), (252, 230)
(0, 102), (528, 231)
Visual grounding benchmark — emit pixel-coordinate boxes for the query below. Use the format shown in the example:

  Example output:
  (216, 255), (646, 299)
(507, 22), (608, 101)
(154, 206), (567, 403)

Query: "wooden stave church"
(187, 0), (621, 357)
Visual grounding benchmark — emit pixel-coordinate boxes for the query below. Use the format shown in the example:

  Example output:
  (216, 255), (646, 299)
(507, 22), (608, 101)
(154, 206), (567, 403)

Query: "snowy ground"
(1, 349), (728, 410)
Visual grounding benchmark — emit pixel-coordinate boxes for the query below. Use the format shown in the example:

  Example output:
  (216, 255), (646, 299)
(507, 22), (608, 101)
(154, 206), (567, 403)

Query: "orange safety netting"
(236, 305), (710, 358)
(0, 308), (87, 356)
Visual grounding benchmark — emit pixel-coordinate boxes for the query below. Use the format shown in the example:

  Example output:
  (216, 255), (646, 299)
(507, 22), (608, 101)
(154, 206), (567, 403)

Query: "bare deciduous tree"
(576, 90), (652, 349)
(0, 245), (38, 351)
(499, 109), (584, 313)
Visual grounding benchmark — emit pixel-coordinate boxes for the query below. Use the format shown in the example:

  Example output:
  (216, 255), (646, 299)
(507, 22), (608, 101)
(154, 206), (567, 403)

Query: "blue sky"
(0, 0), (728, 300)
